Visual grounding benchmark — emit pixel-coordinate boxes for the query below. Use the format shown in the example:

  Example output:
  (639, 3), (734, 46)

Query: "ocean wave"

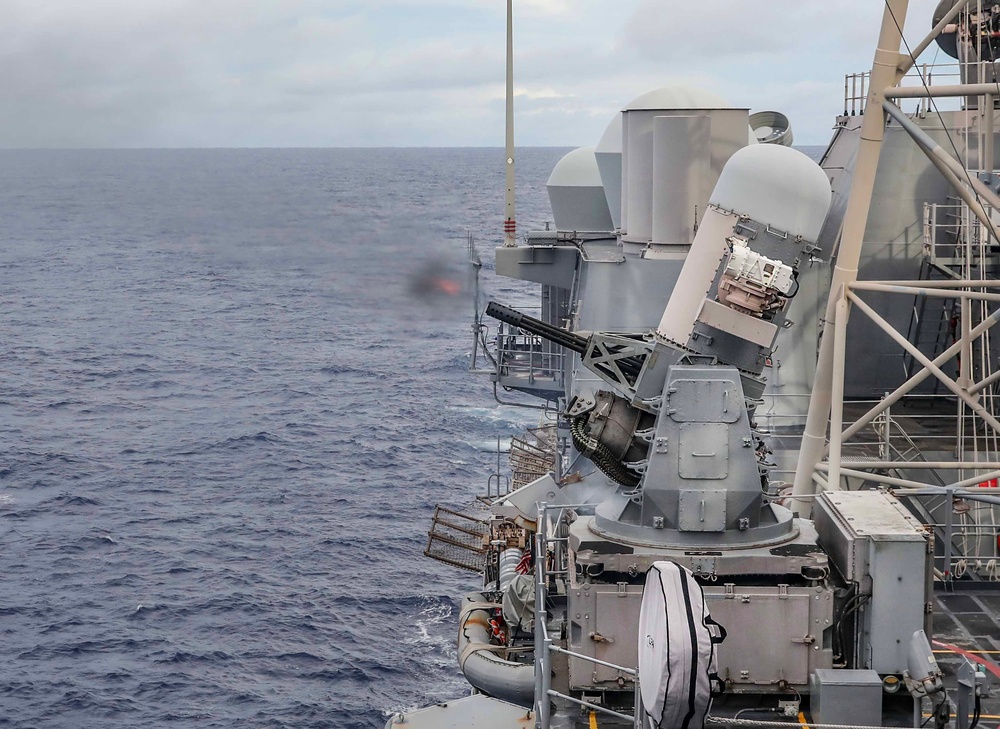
(0, 146), (557, 728)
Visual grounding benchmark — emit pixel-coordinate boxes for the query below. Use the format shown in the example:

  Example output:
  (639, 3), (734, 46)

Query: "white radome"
(710, 144), (832, 242)
(547, 147), (614, 232)
(546, 146), (605, 187)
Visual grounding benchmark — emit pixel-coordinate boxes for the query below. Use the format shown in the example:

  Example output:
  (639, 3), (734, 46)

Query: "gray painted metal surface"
(810, 670), (883, 726)
(384, 695), (533, 729)
(813, 491), (930, 674)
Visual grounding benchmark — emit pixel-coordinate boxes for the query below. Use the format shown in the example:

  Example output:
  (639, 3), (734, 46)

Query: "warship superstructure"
(393, 2), (1000, 727)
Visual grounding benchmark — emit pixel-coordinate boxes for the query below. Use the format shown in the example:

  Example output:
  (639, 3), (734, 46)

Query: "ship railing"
(844, 62), (963, 116)
(495, 323), (566, 393)
(510, 425), (557, 490)
(877, 410), (1000, 583)
(760, 392), (1000, 578)
(923, 200), (1000, 277)
(844, 70), (870, 117)
(758, 393), (962, 441)
(866, 406), (989, 581)
(534, 502), (641, 729)
(823, 394), (1000, 582)
(761, 393), (993, 469)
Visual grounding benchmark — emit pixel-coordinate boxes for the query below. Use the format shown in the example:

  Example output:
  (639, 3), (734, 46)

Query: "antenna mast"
(503, 0), (517, 247)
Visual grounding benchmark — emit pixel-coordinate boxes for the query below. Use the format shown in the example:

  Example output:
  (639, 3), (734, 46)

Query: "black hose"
(833, 589), (870, 664)
(779, 270), (800, 299)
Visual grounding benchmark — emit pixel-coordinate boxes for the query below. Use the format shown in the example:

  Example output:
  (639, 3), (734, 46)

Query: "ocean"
(0, 147), (566, 728)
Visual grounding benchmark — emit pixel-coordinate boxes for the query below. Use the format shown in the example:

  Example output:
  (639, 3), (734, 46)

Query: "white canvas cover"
(501, 573), (535, 635)
(638, 561), (726, 729)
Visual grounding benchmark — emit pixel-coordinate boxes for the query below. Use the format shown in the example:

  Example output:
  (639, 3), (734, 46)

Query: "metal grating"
(510, 425), (556, 490)
(424, 504), (489, 572)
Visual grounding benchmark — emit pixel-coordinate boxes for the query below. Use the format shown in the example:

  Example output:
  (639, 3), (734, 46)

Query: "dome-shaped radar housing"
(932, 0), (959, 59)
(624, 86), (732, 111)
(710, 144), (831, 242)
(546, 147), (614, 233)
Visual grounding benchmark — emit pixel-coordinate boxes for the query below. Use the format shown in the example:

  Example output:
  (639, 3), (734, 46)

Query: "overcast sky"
(0, 0), (948, 148)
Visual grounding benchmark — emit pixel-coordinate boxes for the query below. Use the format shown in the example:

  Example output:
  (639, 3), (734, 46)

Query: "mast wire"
(883, 0), (989, 210)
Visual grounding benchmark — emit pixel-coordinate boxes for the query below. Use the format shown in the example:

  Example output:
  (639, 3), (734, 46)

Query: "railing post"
(633, 672), (642, 728)
(535, 502), (549, 729)
(986, 92), (995, 170)
(883, 397), (891, 460)
(921, 63), (928, 116)
(542, 634), (552, 728)
(944, 487), (954, 580)
(931, 204), (938, 262)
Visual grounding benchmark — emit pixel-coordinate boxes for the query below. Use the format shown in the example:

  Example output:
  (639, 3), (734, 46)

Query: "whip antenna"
(503, 0), (517, 247)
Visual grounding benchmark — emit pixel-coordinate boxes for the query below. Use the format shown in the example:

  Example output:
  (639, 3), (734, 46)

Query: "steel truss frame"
(794, 2), (1000, 533)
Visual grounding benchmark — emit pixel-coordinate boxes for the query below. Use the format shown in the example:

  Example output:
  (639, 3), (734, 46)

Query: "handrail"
(549, 644), (638, 676)
(844, 61), (963, 116)
(496, 323), (566, 391)
(546, 691), (636, 723)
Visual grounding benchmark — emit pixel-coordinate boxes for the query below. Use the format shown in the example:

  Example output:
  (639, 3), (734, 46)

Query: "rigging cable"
(883, 0), (991, 212)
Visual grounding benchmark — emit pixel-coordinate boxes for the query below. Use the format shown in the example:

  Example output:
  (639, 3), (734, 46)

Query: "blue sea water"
(0, 148), (567, 728)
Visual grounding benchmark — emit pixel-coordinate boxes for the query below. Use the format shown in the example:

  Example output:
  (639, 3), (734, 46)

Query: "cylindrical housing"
(657, 144), (832, 351)
(749, 110), (794, 146)
(619, 86), (747, 245)
(497, 548), (522, 592)
(652, 115), (711, 246)
(594, 113), (623, 230)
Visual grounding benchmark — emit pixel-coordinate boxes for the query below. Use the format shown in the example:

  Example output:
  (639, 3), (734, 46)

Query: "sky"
(0, 0), (950, 148)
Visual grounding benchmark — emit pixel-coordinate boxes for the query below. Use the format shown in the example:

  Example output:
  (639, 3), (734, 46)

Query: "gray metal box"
(813, 490), (929, 673)
(705, 584), (834, 690)
(567, 583), (644, 689)
(810, 669), (882, 726)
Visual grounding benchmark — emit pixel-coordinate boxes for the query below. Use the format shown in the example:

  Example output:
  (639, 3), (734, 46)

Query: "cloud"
(0, 0), (954, 147)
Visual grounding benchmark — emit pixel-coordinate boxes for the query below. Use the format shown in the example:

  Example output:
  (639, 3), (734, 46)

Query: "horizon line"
(0, 143), (831, 152)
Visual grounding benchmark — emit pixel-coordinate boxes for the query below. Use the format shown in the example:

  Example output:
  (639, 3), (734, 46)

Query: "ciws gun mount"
(484, 298), (788, 547)
(483, 149), (831, 546)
